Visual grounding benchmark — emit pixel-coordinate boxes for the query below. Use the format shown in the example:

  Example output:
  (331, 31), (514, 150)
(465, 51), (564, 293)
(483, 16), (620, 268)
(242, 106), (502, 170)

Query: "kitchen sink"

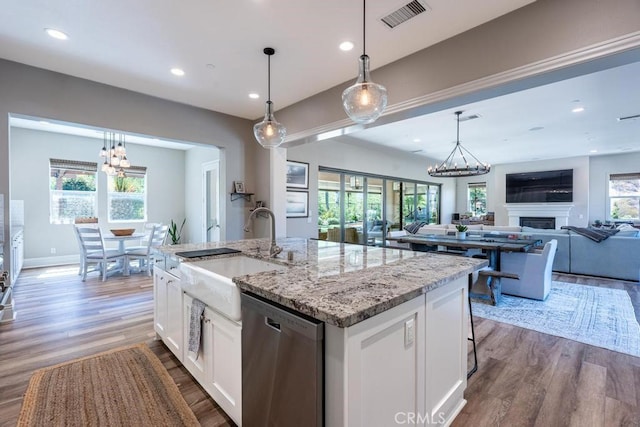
(179, 256), (286, 321)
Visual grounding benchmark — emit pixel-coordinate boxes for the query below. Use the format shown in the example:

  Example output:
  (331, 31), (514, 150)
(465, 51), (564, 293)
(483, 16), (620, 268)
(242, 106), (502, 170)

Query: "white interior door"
(202, 161), (220, 242)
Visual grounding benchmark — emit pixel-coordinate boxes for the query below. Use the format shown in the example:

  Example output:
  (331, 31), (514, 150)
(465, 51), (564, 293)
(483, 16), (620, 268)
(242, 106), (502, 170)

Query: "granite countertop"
(159, 237), (488, 328)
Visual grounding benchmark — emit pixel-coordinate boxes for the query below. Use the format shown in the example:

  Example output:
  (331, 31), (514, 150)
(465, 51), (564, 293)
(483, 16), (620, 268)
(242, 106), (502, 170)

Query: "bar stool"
(467, 274), (478, 379)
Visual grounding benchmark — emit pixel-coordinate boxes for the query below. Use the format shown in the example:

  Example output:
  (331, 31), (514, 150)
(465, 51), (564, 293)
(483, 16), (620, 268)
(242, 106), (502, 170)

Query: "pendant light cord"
(267, 53), (271, 102)
(362, 0), (366, 56)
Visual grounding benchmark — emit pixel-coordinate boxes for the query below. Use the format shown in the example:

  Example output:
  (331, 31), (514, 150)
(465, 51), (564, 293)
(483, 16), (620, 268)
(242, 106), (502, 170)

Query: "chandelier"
(428, 111), (490, 177)
(99, 131), (130, 177)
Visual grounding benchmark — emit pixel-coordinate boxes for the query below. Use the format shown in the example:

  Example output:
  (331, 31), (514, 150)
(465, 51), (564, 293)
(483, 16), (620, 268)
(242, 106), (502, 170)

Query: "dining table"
(102, 232), (145, 276)
(386, 234), (542, 270)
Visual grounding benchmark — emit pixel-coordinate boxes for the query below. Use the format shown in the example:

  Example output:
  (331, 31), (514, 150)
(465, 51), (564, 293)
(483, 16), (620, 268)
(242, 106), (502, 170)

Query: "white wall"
(589, 152), (640, 223)
(10, 127), (188, 264)
(184, 146), (220, 244)
(286, 138), (456, 238)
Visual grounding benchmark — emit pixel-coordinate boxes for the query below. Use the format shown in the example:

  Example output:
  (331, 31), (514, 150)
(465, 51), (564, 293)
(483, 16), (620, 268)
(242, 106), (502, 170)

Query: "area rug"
(17, 343), (200, 427)
(472, 282), (640, 357)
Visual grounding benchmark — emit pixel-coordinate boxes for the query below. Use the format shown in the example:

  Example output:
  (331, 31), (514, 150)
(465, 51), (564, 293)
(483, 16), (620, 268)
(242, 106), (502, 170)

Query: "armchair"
(500, 239), (558, 300)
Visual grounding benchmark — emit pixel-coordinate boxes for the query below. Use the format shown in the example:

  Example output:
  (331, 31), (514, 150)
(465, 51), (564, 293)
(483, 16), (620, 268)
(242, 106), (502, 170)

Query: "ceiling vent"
(458, 113), (481, 122)
(618, 113), (640, 121)
(380, 0), (430, 29)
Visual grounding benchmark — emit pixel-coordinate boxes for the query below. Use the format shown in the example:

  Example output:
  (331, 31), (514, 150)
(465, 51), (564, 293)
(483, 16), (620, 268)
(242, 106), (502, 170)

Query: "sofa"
(397, 223), (640, 282)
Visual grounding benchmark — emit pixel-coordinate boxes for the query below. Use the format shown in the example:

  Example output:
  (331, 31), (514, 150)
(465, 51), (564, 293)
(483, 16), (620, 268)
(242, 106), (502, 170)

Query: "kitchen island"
(156, 237), (488, 426)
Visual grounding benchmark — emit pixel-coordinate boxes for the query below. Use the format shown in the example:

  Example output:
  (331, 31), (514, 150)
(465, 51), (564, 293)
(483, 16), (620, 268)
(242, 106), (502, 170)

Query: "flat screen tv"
(506, 169), (573, 203)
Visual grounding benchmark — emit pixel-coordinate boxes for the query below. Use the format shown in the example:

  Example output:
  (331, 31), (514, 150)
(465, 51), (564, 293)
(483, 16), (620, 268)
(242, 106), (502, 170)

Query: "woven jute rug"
(17, 343), (200, 427)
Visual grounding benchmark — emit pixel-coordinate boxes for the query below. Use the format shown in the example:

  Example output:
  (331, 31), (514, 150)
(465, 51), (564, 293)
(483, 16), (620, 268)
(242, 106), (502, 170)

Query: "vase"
(457, 231), (467, 240)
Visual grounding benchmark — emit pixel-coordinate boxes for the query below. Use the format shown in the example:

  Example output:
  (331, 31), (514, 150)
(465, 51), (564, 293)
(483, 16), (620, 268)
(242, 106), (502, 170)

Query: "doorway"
(202, 161), (220, 242)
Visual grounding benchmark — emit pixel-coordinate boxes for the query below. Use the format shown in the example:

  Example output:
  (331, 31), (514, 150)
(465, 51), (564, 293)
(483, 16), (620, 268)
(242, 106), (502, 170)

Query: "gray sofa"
(408, 224), (640, 281)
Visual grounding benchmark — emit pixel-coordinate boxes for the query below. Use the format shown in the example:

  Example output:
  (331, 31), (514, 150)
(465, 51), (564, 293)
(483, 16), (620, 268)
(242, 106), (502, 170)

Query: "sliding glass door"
(318, 168), (440, 246)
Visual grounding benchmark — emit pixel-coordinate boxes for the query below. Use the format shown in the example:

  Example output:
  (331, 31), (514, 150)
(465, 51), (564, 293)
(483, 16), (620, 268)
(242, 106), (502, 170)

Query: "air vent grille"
(618, 114), (640, 121)
(459, 114), (481, 122)
(380, 0), (430, 29)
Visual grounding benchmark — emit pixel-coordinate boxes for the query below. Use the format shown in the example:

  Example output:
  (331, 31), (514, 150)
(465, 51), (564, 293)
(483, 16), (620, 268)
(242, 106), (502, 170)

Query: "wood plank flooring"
(1, 267), (638, 426)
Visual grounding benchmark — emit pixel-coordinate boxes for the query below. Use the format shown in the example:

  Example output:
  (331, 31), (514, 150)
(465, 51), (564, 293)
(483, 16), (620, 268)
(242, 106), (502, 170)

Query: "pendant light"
(428, 111), (491, 177)
(253, 47), (286, 148)
(342, 0), (388, 124)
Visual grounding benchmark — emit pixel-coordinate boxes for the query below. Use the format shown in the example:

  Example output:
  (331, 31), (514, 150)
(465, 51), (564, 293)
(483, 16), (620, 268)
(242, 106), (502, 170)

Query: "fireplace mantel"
(504, 204), (574, 229)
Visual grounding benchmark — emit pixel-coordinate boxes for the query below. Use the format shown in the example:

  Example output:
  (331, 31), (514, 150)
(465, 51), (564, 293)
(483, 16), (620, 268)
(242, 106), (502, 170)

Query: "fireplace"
(504, 203), (574, 229)
(520, 216), (555, 229)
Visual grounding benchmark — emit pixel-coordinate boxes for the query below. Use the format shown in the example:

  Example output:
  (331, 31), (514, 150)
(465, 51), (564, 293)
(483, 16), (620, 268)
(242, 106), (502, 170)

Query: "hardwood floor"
(1, 267), (638, 426)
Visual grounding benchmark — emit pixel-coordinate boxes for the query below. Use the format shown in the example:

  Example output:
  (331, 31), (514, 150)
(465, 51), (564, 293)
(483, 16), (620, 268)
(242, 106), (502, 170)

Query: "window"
(468, 182), (487, 216)
(107, 166), (147, 222)
(609, 173), (640, 220)
(49, 159), (98, 224)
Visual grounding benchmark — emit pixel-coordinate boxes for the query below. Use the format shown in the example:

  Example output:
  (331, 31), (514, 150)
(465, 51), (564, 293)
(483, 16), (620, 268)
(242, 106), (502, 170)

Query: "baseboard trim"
(23, 255), (78, 269)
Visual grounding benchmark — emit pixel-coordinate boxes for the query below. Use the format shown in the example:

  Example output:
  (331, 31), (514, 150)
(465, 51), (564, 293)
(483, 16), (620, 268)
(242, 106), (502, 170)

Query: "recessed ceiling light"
(572, 107), (585, 113)
(413, 138), (421, 143)
(170, 68), (185, 77)
(249, 93), (260, 99)
(45, 28), (68, 40)
(590, 149), (598, 153)
(339, 41), (354, 51)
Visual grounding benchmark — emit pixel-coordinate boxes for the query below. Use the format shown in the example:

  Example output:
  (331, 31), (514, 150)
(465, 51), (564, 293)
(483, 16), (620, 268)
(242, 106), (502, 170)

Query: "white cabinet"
(325, 275), (468, 427)
(182, 294), (242, 425)
(153, 265), (183, 361)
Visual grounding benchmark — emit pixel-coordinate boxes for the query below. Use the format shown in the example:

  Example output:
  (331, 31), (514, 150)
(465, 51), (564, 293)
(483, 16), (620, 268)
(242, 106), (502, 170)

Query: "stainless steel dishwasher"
(241, 292), (324, 427)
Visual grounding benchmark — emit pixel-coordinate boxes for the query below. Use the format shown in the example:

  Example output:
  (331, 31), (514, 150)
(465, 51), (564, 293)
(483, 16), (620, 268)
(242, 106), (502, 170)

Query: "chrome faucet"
(244, 207), (283, 258)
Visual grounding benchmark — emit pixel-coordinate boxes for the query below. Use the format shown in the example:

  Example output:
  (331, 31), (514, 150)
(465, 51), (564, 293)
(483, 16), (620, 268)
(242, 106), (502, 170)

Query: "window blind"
(610, 173), (640, 181)
(49, 158), (98, 173)
(468, 182), (486, 188)
(123, 165), (147, 178)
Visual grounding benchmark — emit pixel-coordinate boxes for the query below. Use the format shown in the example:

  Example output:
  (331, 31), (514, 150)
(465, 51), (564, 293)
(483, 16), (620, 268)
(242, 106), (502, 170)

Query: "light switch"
(404, 318), (415, 347)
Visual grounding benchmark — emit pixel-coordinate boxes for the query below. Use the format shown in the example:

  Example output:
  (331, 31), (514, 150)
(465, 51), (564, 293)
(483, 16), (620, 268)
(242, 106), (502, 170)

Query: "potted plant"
(455, 224), (468, 240)
(168, 219), (186, 245)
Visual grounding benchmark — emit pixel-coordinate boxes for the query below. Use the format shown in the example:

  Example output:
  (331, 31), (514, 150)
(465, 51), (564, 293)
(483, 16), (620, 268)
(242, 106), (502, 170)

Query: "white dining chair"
(75, 226), (127, 281)
(126, 224), (169, 275)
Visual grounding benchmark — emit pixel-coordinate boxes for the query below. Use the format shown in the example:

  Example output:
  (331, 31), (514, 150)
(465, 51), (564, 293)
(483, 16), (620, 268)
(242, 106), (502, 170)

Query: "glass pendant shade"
(342, 55), (387, 124)
(115, 142), (126, 157)
(119, 156), (130, 168)
(254, 101), (286, 148)
(99, 146), (108, 158)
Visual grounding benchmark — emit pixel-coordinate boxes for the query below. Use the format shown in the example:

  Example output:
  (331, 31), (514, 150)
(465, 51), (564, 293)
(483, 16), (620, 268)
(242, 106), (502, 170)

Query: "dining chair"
(126, 224), (169, 275)
(75, 226), (127, 281)
(73, 223), (99, 277)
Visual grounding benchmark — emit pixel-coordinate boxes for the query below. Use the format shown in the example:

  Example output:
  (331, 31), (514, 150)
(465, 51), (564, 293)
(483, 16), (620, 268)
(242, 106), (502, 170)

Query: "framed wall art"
(286, 160), (309, 189)
(286, 191), (308, 218)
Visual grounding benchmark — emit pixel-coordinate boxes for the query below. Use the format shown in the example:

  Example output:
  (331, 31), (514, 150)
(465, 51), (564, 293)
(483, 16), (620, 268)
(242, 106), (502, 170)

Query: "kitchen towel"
(188, 298), (206, 356)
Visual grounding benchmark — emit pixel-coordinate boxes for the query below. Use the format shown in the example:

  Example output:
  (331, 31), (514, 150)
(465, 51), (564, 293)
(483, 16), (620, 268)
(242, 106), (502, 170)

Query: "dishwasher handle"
(265, 317), (281, 331)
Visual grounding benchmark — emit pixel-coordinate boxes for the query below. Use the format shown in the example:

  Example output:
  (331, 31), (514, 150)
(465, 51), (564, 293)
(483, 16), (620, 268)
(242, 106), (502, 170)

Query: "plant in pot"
(455, 224), (468, 239)
(168, 219), (186, 245)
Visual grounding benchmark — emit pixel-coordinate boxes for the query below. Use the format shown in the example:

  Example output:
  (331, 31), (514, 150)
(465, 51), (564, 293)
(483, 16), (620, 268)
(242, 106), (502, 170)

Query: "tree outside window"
(108, 170), (147, 222)
(49, 159), (97, 224)
(468, 182), (487, 217)
(609, 173), (640, 220)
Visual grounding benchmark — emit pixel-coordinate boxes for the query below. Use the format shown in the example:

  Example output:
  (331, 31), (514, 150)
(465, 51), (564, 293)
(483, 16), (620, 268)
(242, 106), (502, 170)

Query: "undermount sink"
(179, 255), (286, 321)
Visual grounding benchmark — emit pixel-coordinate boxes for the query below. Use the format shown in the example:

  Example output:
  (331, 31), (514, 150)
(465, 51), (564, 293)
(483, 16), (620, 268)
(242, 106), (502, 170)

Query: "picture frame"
(286, 160), (309, 189)
(286, 191), (308, 218)
(233, 181), (245, 193)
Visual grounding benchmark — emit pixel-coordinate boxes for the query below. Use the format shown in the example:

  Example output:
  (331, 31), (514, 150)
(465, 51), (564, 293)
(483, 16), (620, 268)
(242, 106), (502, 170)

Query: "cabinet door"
(324, 295), (425, 427)
(182, 294), (206, 384)
(203, 307), (242, 426)
(164, 276), (183, 361)
(153, 268), (167, 338)
(424, 275), (467, 422)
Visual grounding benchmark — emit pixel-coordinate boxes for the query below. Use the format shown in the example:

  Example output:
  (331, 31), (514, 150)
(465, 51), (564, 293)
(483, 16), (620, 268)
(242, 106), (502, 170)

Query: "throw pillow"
(404, 221), (428, 234)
